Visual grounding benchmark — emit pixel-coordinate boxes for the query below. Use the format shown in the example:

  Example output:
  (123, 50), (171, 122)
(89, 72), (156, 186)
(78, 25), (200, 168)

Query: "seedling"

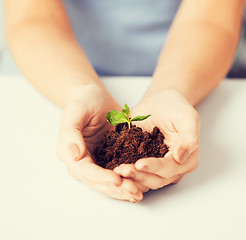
(106, 104), (151, 129)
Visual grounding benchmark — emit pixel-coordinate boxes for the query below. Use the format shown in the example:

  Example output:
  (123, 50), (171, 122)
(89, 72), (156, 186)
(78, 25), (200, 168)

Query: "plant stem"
(127, 118), (131, 129)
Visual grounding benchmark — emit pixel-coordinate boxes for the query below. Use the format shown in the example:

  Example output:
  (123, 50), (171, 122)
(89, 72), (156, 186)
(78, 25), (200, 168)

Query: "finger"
(66, 151), (143, 202)
(131, 190), (144, 203)
(59, 100), (90, 133)
(114, 164), (165, 190)
(172, 112), (200, 164)
(135, 148), (199, 179)
(119, 177), (139, 194)
(113, 164), (137, 179)
(94, 177), (143, 203)
(69, 153), (123, 186)
(172, 174), (184, 184)
(57, 101), (90, 163)
(120, 178), (143, 202)
(180, 149), (199, 174)
(70, 156), (144, 202)
(57, 127), (86, 163)
(121, 161), (181, 188)
(112, 164), (150, 192)
(161, 175), (182, 187)
(135, 154), (179, 179)
(135, 182), (150, 193)
(172, 134), (199, 164)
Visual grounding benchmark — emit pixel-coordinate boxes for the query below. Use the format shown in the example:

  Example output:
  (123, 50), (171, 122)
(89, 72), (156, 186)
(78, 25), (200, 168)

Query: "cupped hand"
(114, 89), (200, 190)
(57, 84), (146, 202)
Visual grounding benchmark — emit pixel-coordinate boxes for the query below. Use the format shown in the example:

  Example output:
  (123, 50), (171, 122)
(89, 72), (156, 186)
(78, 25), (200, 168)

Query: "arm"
(4, 0), (103, 108)
(4, 0), (145, 202)
(146, 0), (244, 106)
(115, 0), (244, 190)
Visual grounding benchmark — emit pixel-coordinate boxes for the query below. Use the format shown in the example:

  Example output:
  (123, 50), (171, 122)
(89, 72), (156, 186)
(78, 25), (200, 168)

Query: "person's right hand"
(57, 84), (147, 202)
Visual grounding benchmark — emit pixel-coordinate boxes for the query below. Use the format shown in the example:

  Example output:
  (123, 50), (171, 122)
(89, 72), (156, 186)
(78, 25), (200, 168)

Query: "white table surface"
(0, 75), (246, 240)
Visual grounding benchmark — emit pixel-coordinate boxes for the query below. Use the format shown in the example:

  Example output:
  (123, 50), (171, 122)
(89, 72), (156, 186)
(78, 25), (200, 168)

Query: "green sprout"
(105, 104), (151, 129)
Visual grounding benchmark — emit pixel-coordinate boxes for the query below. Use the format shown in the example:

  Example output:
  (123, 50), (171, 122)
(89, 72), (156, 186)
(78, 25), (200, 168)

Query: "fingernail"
(130, 199), (137, 203)
(68, 143), (80, 161)
(178, 148), (188, 163)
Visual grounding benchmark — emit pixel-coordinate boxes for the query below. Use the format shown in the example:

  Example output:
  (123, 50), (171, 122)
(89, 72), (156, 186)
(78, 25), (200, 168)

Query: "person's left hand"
(113, 89), (200, 191)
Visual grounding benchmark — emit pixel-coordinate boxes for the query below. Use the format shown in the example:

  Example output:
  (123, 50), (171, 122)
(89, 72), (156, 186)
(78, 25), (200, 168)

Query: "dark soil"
(94, 123), (168, 170)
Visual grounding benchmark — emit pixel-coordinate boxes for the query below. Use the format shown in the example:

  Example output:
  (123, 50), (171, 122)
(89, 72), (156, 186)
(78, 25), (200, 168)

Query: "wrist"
(145, 74), (199, 106)
(69, 83), (120, 109)
(64, 80), (107, 107)
(70, 81), (105, 98)
(141, 88), (185, 105)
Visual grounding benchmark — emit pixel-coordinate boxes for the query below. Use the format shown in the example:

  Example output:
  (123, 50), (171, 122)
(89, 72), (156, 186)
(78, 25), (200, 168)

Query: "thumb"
(67, 131), (86, 162)
(172, 134), (199, 164)
(172, 109), (201, 164)
(57, 101), (89, 163)
(57, 126), (86, 164)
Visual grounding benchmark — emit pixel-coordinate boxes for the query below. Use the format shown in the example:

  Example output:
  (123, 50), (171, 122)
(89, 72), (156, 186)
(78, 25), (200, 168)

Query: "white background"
(0, 76), (246, 240)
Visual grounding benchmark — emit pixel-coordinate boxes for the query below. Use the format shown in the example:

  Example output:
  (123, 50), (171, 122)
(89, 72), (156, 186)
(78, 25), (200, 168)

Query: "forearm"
(5, 2), (103, 108)
(146, 0), (244, 106)
(148, 22), (240, 106)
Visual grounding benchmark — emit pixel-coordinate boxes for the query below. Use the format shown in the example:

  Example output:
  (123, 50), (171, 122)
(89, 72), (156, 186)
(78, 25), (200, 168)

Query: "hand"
(57, 84), (146, 202)
(114, 89), (200, 190)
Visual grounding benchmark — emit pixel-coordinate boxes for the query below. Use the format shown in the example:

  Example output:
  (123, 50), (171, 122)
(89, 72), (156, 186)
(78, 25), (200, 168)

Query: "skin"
(4, 0), (244, 202)
(114, 90), (200, 191)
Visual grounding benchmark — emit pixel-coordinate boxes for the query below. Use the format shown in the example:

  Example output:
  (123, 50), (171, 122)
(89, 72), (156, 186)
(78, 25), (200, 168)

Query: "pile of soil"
(94, 123), (168, 170)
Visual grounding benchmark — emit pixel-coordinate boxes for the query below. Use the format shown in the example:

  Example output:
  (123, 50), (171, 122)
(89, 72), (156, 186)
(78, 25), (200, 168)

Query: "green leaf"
(130, 115), (151, 122)
(122, 104), (130, 117)
(105, 110), (129, 126)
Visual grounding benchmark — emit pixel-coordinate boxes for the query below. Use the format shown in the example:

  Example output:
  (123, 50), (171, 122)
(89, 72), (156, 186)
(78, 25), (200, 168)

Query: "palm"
(107, 90), (200, 191)
(131, 104), (180, 151)
(57, 85), (146, 202)
(131, 90), (200, 161)
(82, 114), (112, 154)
